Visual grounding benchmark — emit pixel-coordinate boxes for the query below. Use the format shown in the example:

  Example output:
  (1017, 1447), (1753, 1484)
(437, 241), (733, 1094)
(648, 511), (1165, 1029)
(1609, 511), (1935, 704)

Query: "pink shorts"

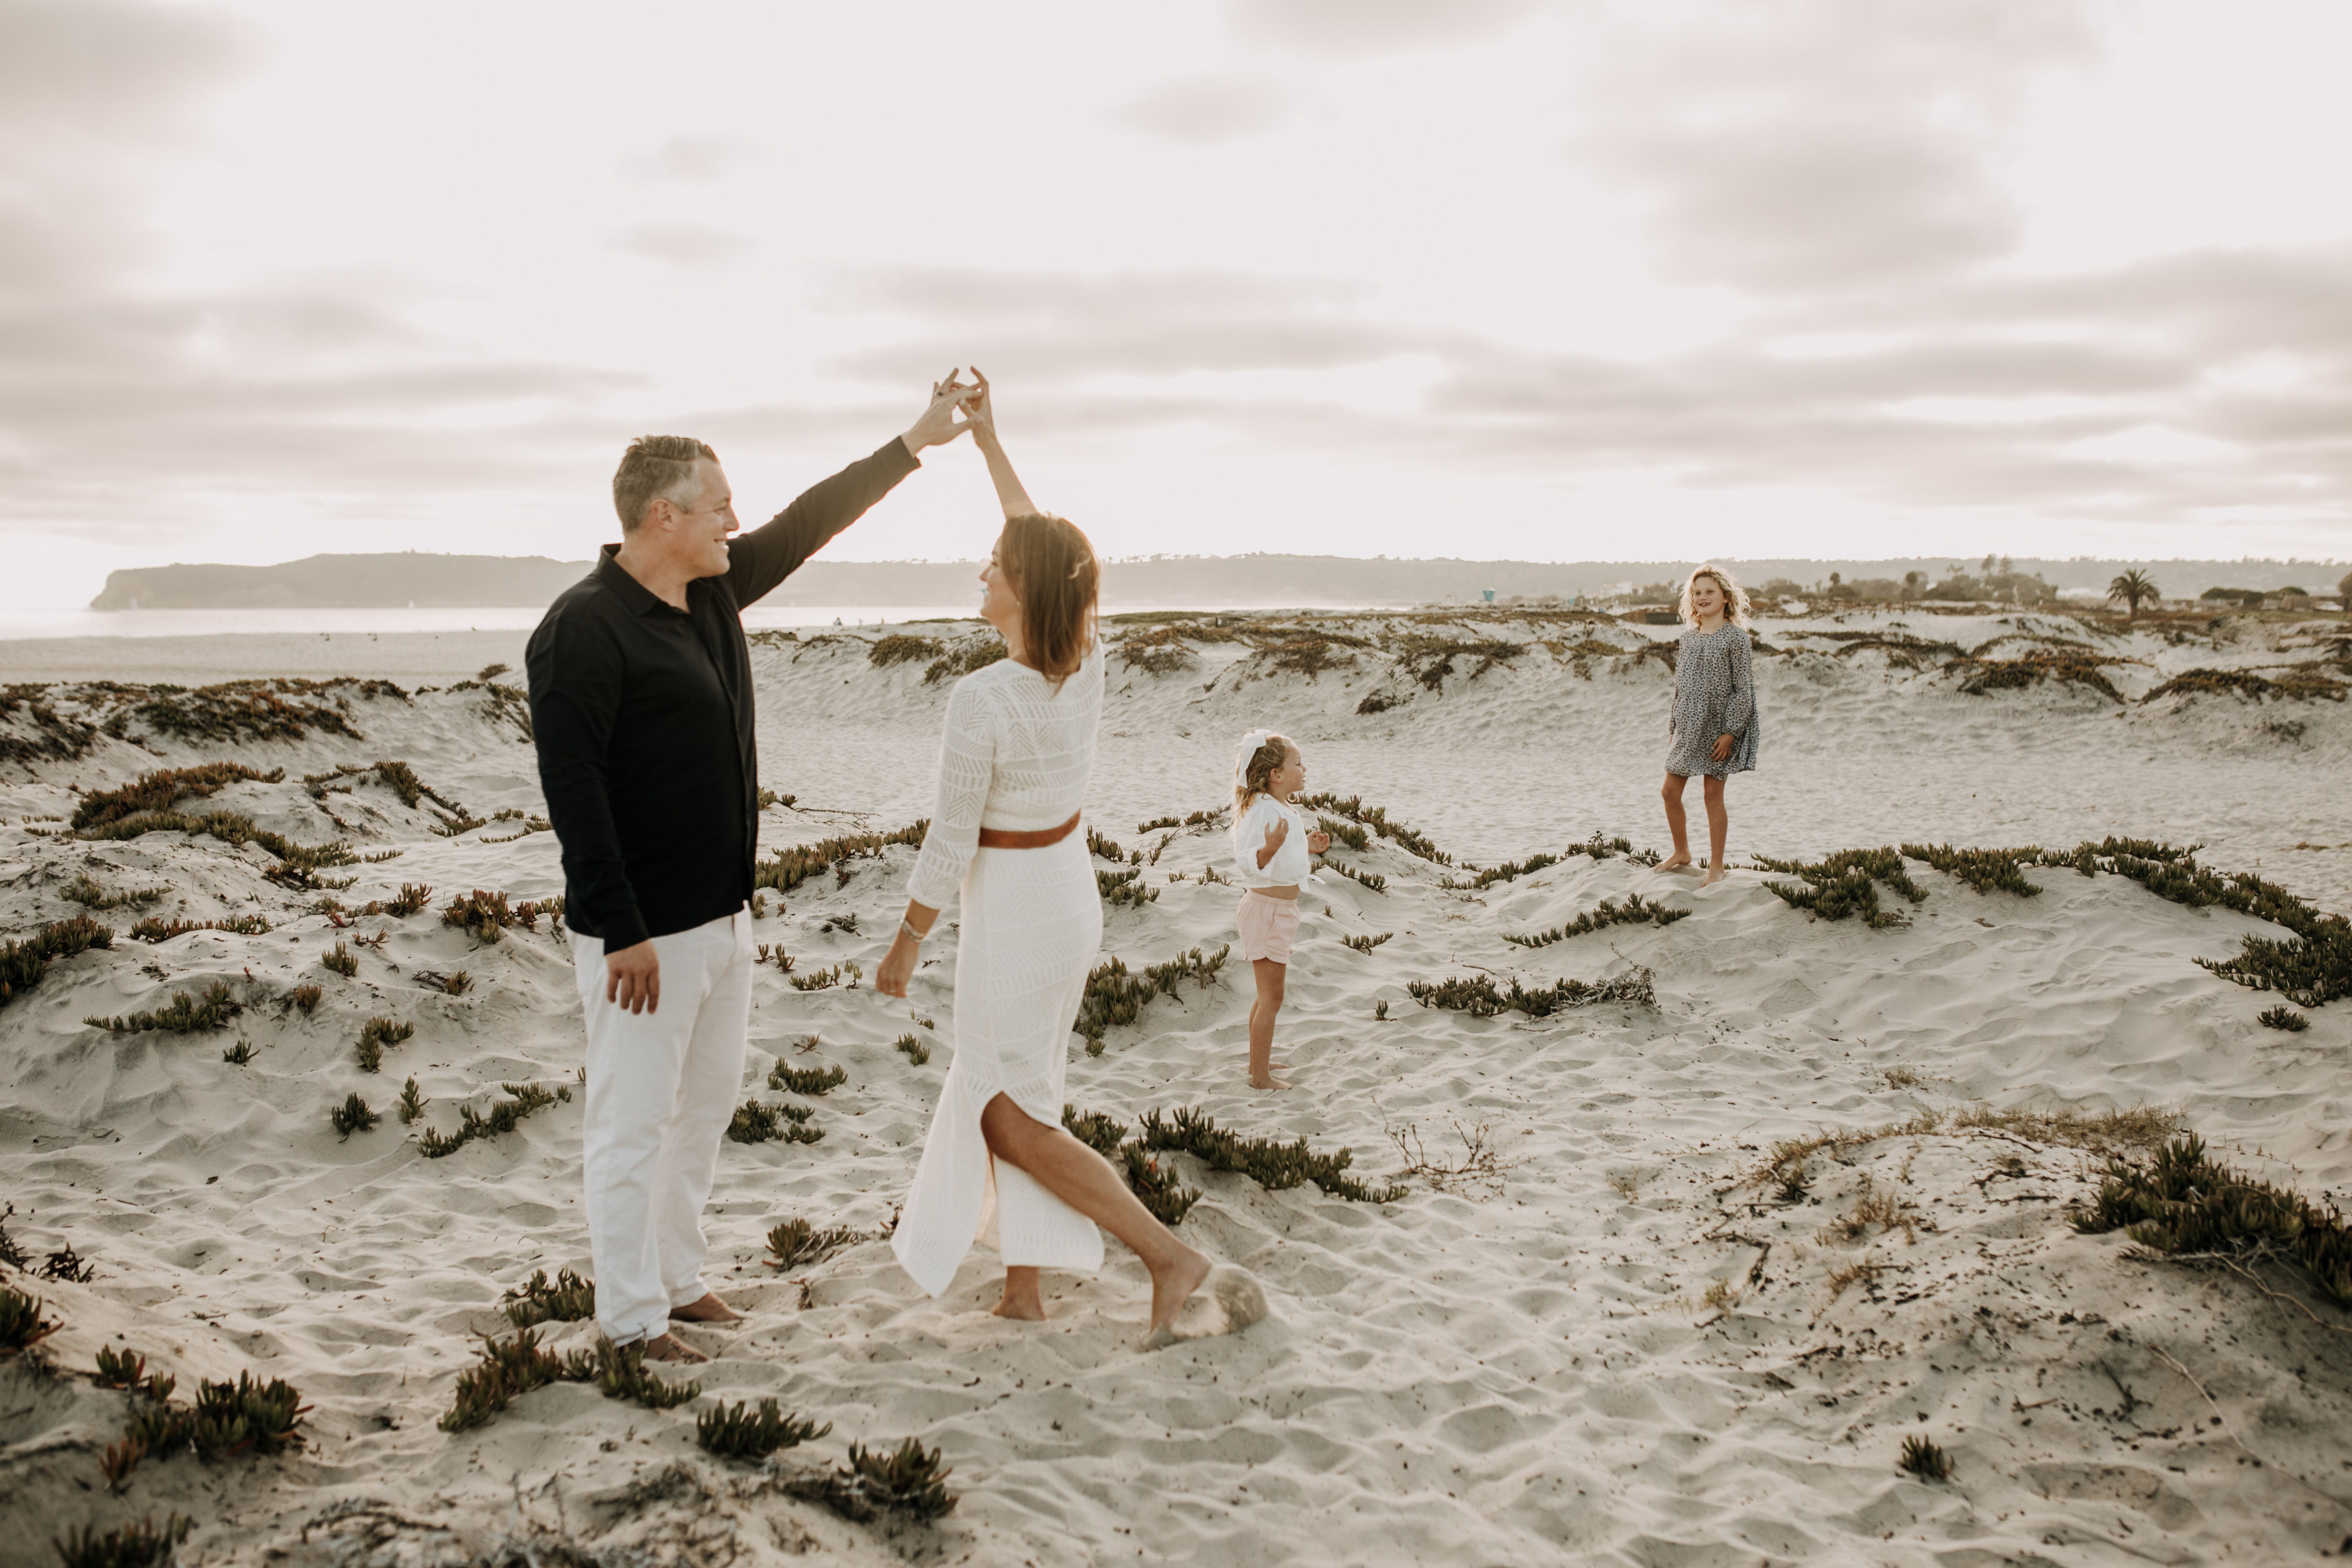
(1236, 890), (1301, 963)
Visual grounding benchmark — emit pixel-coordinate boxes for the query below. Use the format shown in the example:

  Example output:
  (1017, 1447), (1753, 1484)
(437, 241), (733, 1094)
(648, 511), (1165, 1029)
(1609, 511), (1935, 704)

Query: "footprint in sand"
(1141, 1266), (1270, 1351)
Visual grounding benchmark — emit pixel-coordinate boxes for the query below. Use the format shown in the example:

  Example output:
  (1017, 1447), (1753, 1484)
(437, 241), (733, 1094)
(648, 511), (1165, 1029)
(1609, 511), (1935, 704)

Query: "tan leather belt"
(977, 812), (1082, 850)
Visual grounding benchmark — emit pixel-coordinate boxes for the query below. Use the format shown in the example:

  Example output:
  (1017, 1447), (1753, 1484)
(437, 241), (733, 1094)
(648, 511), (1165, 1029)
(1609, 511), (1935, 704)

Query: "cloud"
(607, 223), (759, 268)
(1569, 0), (2100, 294)
(616, 133), (765, 184)
(1107, 72), (1303, 144)
(1227, 0), (1541, 55)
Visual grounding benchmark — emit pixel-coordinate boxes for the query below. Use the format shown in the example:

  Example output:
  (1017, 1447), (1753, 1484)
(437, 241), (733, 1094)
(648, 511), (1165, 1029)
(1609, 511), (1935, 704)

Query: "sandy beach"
(4, 604), (2350, 1565)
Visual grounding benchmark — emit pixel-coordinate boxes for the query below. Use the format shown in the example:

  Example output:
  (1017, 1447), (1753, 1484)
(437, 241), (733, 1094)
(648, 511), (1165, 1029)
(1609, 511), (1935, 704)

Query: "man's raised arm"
(726, 377), (975, 606)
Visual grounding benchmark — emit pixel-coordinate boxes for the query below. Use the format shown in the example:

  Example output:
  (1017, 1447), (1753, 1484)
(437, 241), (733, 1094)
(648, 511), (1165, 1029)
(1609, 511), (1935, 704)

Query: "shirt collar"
(596, 544), (689, 619)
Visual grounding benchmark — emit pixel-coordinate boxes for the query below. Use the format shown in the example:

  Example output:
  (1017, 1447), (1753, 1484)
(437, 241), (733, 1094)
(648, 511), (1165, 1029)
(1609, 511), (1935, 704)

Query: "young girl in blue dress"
(1652, 564), (1759, 887)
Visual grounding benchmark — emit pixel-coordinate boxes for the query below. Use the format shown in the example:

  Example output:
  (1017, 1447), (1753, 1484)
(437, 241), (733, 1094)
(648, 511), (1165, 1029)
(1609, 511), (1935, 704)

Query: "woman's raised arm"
(962, 367), (1040, 519)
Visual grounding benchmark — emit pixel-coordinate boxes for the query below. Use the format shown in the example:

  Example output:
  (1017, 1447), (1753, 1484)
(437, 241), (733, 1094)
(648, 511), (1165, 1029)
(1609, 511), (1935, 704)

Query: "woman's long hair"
(1000, 512), (1099, 691)
(1678, 563), (1753, 629)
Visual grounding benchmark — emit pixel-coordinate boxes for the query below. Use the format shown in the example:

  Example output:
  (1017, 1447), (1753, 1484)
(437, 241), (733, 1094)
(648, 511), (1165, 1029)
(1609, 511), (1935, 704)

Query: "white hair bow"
(1234, 728), (1277, 788)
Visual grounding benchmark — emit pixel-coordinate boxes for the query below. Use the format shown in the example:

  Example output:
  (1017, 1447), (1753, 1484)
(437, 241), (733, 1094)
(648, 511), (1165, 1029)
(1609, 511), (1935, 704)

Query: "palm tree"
(2338, 570), (2352, 613)
(2108, 569), (2160, 621)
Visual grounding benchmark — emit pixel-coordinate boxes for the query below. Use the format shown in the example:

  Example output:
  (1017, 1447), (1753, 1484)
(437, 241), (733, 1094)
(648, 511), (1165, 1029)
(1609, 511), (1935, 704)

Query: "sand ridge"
(1, 611), (2348, 1563)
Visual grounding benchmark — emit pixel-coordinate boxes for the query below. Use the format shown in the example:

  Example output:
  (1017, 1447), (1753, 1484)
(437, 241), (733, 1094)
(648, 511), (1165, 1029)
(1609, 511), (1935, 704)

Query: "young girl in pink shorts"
(1230, 729), (1330, 1090)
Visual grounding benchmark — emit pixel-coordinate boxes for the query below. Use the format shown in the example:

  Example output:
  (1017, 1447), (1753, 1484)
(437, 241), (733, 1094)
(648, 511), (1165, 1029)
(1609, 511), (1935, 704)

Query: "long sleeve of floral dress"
(906, 680), (996, 910)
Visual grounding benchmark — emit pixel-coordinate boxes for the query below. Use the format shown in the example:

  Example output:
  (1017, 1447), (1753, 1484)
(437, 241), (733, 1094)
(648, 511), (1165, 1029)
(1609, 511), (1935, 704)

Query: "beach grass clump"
(755, 821), (928, 896)
(50, 1515), (191, 1568)
(1393, 635), (1525, 691)
(1316, 816), (1371, 852)
(790, 962), (846, 992)
(222, 1038), (255, 1065)
(501, 1267), (595, 1328)
(1073, 944), (1231, 1050)
(1086, 826), (1127, 862)
(1753, 847), (1926, 928)
(1061, 1106), (1131, 1158)
(1, 916), (115, 1011)
(127, 679), (403, 746)
(1099, 867), (1160, 908)
(0, 1284), (61, 1355)
(384, 882), (434, 916)
(769, 1060), (847, 1095)
(320, 940), (358, 978)
(785, 1438), (960, 1524)
(923, 637), (1008, 684)
(2073, 1132), (2352, 1309)
(128, 914), (272, 943)
(2142, 666), (2347, 705)
(765, 1217), (864, 1269)
(113, 1369), (310, 1475)
(85, 979), (239, 1034)
(2258, 1005), (2310, 1031)
(1329, 862), (1387, 894)
(868, 633), (945, 667)
(82, 809), (362, 891)
(416, 1082), (566, 1158)
(71, 763), (286, 832)
(1139, 1106), (1405, 1204)
(1298, 794), (1453, 864)
(1505, 895), (1688, 948)
(353, 1015), (412, 1072)
(397, 1076), (427, 1123)
(63, 873), (168, 910)
(1137, 814), (1183, 832)
(0, 1203), (26, 1270)
(437, 1328), (580, 1433)
(441, 888), (515, 943)
(1897, 1436), (1955, 1483)
(330, 1093), (378, 1140)
(1901, 843), (2044, 897)
(1954, 648), (2129, 702)
(727, 1099), (823, 1146)
(1442, 852), (1561, 891)
(288, 984), (321, 1013)
(1119, 1146), (1204, 1226)
(893, 1032), (931, 1066)
(697, 1398), (831, 1462)
(1341, 931), (1393, 953)
(412, 969), (470, 996)
(1406, 966), (1656, 1019)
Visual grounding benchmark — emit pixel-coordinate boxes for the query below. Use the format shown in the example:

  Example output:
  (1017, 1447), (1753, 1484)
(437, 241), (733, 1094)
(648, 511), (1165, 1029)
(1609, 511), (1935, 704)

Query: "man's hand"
(1712, 734), (1736, 762)
(901, 369), (979, 455)
(605, 939), (660, 1015)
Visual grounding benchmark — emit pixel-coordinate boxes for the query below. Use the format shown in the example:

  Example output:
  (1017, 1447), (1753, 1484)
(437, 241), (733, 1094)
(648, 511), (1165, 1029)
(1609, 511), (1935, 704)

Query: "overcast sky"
(4, 0), (2348, 605)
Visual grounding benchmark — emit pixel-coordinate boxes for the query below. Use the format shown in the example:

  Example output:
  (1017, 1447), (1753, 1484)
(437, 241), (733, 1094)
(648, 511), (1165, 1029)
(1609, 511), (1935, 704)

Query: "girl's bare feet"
(1653, 853), (1694, 874)
(1699, 868), (1729, 887)
(1248, 1073), (1292, 1091)
(641, 1332), (707, 1364)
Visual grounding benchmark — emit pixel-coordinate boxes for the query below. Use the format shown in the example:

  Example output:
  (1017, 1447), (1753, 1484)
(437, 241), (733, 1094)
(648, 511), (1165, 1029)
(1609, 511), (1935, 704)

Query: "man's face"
(668, 459), (739, 578)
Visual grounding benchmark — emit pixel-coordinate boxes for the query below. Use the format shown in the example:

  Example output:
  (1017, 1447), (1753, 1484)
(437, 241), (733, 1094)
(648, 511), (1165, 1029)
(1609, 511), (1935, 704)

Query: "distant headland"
(88, 551), (2346, 610)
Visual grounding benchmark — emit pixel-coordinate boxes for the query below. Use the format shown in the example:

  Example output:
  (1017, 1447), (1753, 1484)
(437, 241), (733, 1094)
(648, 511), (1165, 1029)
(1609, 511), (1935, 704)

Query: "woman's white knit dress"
(891, 644), (1106, 1298)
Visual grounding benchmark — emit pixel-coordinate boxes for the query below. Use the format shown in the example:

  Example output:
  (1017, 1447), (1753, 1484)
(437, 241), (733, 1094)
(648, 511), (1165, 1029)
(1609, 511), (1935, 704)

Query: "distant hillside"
(90, 552), (2346, 610)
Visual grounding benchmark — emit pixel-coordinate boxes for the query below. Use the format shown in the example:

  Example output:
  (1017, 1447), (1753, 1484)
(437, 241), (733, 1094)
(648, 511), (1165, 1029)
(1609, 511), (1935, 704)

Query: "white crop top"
(1232, 796), (1313, 889)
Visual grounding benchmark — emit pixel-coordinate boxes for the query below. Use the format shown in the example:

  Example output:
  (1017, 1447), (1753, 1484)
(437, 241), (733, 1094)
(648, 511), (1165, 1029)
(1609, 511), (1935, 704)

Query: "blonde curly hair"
(1678, 564), (1753, 629)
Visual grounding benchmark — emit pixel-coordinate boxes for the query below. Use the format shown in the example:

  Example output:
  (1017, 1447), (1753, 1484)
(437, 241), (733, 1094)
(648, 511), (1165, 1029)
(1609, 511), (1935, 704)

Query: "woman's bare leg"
(1655, 773), (1694, 871)
(1249, 959), (1290, 1089)
(994, 1264), (1044, 1321)
(979, 1093), (1211, 1336)
(1700, 776), (1729, 884)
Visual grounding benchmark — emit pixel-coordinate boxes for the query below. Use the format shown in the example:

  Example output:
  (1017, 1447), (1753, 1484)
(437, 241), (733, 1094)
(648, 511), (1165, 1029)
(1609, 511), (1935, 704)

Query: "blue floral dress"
(1664, 624), (1759, 778)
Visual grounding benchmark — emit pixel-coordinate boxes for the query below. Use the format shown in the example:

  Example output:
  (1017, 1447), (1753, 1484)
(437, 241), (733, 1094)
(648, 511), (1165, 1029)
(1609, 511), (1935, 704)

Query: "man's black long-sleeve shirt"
(525, 438), (919, 949)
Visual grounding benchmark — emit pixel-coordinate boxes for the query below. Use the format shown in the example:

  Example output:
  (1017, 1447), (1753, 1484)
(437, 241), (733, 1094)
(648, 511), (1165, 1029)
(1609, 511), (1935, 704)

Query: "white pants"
(573, 907), (753, 1345)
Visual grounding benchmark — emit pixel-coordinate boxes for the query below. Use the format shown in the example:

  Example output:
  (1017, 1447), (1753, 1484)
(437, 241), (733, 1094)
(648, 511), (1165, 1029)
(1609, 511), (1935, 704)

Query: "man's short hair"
(612, 435), (718, 532)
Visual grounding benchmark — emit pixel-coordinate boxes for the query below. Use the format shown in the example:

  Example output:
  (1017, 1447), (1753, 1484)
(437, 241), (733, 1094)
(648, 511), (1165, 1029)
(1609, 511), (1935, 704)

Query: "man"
(527, 378), (973, 1362)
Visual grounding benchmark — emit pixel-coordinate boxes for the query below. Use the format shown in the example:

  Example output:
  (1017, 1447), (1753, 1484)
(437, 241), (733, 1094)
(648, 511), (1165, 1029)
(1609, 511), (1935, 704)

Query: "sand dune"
(2, 608), (2348, 1564)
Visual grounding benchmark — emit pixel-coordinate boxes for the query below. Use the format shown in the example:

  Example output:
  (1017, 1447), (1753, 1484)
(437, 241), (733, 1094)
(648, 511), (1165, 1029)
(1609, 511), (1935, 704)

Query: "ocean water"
(0, 605), (984, 641)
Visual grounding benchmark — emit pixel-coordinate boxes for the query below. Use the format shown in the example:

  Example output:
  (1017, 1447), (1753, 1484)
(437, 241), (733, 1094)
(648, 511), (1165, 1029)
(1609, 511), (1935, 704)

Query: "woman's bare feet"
(1653, 853), (1694, 874)
(1146, 1245), (1214, 1340)
(992, 1266), (1048, 1320)
(1699, 868), (1729, 887)
(641, 1332), (708, 1364)
(1248, 1072), (1292, 1091)
(668, 1291), (742, 1323)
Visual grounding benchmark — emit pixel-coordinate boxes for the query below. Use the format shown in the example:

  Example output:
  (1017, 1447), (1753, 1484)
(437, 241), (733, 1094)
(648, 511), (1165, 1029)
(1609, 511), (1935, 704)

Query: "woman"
(1652, 563), (1759, 887)
(876, 371), (1235, 1344)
